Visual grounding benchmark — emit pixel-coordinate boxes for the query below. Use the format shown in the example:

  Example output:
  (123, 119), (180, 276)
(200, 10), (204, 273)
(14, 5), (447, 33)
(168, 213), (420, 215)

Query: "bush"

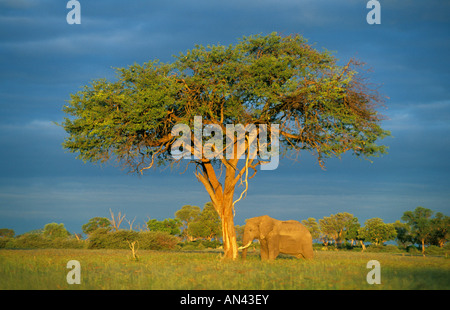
(138, 231), (179, 250)
(3, 234), (86, 249)
(88, 229), (179, 250)
(50, 237), (86, 249)
(6, 234), (52, 249)
(88, 229), (138, 249)
(425, 245), (448, 256)
(384, 244), (400, 252)
(364, 244), (399, 253)
(0, 237), (11, 248)
(180, 240), (222, 250)
(406, 245), (421, 254)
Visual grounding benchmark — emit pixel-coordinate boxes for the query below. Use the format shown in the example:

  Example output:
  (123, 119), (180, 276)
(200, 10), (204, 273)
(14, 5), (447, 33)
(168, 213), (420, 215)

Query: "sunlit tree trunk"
(220, 190), (238, 259)
(195, 159), (242, 260)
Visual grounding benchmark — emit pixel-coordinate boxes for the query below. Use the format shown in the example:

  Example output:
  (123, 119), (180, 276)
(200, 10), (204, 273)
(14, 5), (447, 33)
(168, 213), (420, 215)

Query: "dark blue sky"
(1, 0), (449, 235)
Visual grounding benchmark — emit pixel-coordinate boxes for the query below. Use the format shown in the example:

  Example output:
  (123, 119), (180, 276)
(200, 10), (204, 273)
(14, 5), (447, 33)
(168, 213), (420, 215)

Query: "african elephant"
(239, 215), (313, 260)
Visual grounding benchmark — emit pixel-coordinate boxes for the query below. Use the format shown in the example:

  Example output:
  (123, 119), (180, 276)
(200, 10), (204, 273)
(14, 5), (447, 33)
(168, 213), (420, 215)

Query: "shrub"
(364, 244), (399, 253)
(7, 234), (52, 249)
(43, 223), (70, 239)
(365, 245), (384, 252)
(384, 244), (400, 252)
(88, 229), (138, 249)
(88, 229), (179, 250)
(3, 234), (86, 249)
(0, 237), (11, 248)
(406, 245), (421, 254)
(50, 237), (86, 249)
(425, 245), (448, 256)
(180, 240), (221, 250)
(138, 231), (179, 250)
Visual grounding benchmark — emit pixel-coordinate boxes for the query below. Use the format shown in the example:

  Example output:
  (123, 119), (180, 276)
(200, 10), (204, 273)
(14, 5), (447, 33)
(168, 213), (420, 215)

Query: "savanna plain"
(0, 249), (449, 290)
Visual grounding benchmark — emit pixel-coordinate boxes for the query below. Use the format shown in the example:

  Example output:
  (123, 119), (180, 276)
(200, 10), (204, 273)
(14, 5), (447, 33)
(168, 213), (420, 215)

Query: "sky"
(0, 0), (449, 236)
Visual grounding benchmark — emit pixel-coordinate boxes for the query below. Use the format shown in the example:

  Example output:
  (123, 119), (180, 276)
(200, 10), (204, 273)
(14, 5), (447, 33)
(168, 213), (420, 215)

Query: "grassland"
(0, 249), (449, 290)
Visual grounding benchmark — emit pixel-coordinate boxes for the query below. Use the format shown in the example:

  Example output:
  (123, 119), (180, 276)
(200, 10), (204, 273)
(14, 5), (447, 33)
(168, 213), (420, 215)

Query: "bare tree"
(126, 216), (136, 231)
(109, 209), (126, 231)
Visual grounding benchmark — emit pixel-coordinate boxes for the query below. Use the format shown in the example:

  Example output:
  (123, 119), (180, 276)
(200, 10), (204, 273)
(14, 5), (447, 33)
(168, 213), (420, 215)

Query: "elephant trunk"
(239, 241), (252, 259)
(242, 247), (248, 260)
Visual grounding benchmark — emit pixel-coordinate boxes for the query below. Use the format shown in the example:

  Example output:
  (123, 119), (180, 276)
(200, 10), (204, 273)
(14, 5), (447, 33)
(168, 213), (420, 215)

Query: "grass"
(0, 249), (449, 290)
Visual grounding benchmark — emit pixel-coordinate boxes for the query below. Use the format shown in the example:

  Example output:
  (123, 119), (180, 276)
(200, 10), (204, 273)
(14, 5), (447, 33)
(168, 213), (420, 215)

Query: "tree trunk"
(194, 154), (245, 260)
(360, 240), (366, 252)
(220, 190), (238, 259)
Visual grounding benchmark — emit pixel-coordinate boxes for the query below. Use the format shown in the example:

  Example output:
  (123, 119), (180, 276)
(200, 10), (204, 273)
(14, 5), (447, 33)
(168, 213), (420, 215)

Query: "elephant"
(239, 215), (313, 260)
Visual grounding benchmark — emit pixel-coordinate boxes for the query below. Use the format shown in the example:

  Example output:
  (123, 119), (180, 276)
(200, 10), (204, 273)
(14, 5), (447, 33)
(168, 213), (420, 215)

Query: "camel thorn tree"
(61, 33), (390, 260)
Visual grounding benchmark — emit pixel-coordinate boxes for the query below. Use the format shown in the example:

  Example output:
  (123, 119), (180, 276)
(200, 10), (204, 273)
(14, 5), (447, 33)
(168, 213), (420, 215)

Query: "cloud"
(386, 100), (450, 131)
(0, 119), (64, 136)
(0, 0), (36, 9)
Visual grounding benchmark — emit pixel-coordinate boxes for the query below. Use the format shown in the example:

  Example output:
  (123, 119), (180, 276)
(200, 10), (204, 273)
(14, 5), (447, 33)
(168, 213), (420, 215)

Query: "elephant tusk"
(238, 241), (252, 250)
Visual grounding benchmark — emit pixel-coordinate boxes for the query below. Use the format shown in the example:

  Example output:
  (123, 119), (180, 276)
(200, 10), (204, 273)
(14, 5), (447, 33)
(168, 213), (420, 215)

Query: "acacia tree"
(401, 206), (450, 253)
(302, 218), (321, 241)
(175, 205), (201, 241)
(188, 202), (221, 241)
(358, 218), (397, 246)
(82, 217), (111, 235)
(429, 212), (450, 248)
(61, 33), (390, 259)
(319, 212), (358, 246)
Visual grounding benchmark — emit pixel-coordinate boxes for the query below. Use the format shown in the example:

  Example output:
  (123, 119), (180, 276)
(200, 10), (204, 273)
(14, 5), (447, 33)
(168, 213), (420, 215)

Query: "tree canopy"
(401, 206), (450, 254)
(61, 32), (390, 259)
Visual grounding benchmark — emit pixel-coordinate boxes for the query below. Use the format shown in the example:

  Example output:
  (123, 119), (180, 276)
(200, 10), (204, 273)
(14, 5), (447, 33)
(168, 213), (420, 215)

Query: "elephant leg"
(266, 237), (280, 260)
(269, 248), (279, 260)
(260, 240), (269, 260)
(295, 247), (314, 259)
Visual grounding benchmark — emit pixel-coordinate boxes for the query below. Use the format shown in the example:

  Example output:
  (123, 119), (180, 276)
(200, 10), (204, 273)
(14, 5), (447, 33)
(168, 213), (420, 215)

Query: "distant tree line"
(0, 205), (448, 255)
(302, 206), (449, 255)
(0, 202), (223, 250)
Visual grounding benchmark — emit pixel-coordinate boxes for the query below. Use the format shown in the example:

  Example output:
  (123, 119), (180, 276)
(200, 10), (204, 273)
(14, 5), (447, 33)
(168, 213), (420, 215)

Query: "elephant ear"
(259, 216), (275, 240)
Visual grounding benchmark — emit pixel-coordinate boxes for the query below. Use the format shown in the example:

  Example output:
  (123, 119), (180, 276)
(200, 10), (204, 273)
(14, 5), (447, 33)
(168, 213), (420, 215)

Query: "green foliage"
(400, 206), (450, 251)
(429, 212), (450, 247)
(187, 202), (221, 241)
(407, 245), (421, 254)
(393, 220), (411, 247)
(60, 32), (390, 173)
(180, 240), (222, 250)
(7, 234), (50, 249)
(175, 205), (201, 240)
(0, 223), (84, 249)
(175, 202), (221, 241)
(318, 212), (359, 245)
(82, 217), (111, 235)
(365, 244), (399, 253)
(402, 206), (434, 247)
(87, 228), (179, 250)
(358, 218), (397, 246)
(43, 223), (71, 239)
(147, 218), (182, 236)
(235, 225), (245, 242)
(4, 233), (85, 249)
(87, 228), (138, 249)
(425, 245), (449, 256)
(138, 231), (179, 250)
(0, 228), (15, 238)
(302, 218), (321, 240)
